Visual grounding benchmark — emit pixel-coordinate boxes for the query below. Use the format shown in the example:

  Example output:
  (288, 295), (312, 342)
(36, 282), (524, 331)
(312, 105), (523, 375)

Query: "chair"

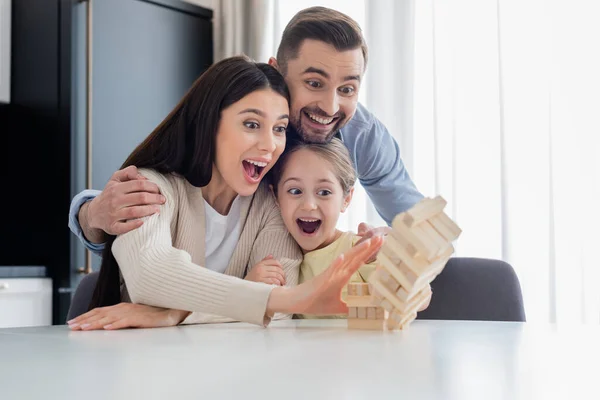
(418, 257), (526, 322)
(66, 272), (99, 321)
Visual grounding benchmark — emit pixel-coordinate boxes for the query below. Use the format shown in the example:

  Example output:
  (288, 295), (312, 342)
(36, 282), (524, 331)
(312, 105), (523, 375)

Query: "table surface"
(1, 319), (599, 400)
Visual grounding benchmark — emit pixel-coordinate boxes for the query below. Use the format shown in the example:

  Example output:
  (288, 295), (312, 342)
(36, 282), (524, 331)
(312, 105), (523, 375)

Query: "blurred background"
(0, 0), (598, 327)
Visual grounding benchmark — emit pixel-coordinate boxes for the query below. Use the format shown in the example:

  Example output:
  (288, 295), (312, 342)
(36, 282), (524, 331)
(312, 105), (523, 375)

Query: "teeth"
(307, 113), (333, 125)
(245, 159), (267, 167)
(299, 218), (319, 222)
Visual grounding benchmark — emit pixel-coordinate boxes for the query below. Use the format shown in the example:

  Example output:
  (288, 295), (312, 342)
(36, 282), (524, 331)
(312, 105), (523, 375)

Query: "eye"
(273, 125), (287, 135)
(339, 86), (355, 96)
(287, 188), (302, 195)
(244, 121), (259, 129)
(317, 189), (332, 196)
(306, 80), (322, 89)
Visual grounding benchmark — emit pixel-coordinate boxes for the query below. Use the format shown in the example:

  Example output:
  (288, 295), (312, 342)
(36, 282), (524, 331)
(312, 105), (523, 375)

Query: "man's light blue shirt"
(68, 103), (423, 253)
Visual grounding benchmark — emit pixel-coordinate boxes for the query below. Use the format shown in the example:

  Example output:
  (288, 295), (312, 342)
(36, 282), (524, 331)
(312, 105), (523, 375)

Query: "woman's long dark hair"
(88, 56), (290, 310)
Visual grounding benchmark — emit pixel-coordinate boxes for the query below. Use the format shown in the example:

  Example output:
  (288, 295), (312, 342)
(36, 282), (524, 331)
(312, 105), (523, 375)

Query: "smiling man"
(69, 6), (423, 253)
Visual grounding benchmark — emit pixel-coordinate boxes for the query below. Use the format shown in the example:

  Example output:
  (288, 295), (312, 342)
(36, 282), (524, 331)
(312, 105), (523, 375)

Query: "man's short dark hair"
(276, 7), (368, 75)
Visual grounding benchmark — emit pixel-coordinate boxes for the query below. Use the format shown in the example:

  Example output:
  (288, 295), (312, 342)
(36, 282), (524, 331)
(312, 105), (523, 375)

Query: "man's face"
(278, 40), (364, 143)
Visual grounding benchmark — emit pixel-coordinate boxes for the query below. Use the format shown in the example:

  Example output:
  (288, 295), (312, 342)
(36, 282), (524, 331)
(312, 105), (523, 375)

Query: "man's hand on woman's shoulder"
(81, 166), (166, 237)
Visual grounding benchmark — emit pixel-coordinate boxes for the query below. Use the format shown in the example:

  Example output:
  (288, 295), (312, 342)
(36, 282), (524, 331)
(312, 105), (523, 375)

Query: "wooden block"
(384, 231), (430, 275)
(376, 307), (385, 320)
(403, 196), (448, 227)
(348, 318), (386, 330)
(398, 312), (418, 330)
(369, 278), (408, 313)
(385, 228), (419, 259)
(376, 251), (419, 292)
(348, 307), (357, 319)
(357, 307), (367, 319)
(375, 267), (400, 292)
(393, 286), (431, 314)
(429, 212), (462, 242)
(412, 223), (450, 261)
(347, 283), (357, 296)
(395, 286), (413, 303)
(367, 307), (377, 319)
(391, 218), (438, 261)
(379, 298), (395, 313)
(345, 295), (377, 308)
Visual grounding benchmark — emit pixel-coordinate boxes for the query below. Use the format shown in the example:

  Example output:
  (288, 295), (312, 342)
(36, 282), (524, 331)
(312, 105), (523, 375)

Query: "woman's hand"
(267, 236), (384, 316)
(245, 255), (286, 286)
(67, 303), (190, 331)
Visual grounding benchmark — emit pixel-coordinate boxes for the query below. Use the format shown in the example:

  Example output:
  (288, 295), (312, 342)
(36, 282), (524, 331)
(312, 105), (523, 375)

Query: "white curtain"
(380, 0), (600, 325)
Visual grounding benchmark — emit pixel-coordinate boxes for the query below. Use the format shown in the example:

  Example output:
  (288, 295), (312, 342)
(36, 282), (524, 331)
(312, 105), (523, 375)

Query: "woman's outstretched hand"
(267, 236), (384, 317)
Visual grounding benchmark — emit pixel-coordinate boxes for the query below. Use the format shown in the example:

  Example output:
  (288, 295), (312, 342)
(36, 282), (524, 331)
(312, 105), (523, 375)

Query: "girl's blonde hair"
(269, 137), (357, 195)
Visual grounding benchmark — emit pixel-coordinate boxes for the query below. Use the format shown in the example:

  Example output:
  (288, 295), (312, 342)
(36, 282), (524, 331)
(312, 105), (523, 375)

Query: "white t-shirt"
(203, 196), (245, 273)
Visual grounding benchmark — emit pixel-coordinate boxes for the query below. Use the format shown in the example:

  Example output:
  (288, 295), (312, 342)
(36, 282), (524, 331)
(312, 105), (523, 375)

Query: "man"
(69, 6), (423, 251)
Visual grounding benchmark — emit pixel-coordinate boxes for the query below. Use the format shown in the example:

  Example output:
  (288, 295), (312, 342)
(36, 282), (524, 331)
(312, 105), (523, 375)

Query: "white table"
(1, 319), (599, 400)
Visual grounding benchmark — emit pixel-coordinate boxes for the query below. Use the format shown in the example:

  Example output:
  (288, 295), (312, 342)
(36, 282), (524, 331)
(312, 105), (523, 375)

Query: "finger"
(357, 222), (373, 236)
(112, 166), (139, 183)
(262, 271), (285, 286)
(116, 204), (161, 220)
(267, 268), (286, 285)
(104, 317), (134, 330)
(119, 180), (163, 196)
(110, 219), (144, 235)
(67, 307), (101, 326)
(261, 254), (274, 261)
(259, 259), (283, 268)
(341, 237), (383, 276)
(81, 315), (116, 331)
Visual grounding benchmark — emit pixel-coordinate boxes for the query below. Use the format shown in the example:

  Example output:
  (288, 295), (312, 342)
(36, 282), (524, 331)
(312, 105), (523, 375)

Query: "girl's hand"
(245, 255), (286, 286)
(67, 303), (190, 331)
(267, 236), (384, 316)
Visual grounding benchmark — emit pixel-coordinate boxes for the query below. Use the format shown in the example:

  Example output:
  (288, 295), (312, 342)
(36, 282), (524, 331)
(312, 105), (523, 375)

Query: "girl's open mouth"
(242, 159), (267, 183)
(296, 218), (322, 235)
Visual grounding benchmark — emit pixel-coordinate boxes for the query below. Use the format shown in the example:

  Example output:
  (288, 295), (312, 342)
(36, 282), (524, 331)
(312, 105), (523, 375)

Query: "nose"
(257, 129), (276, 153)
(318, 90), (340, 117)
(301, 194), (317, 211)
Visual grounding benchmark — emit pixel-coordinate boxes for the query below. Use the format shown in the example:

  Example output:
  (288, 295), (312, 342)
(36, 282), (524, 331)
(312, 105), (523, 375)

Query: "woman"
(69, 56), (382, 330)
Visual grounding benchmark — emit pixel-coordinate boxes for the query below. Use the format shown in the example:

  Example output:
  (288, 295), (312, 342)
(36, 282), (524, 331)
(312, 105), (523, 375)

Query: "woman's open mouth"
(296, 218), (322, 236)
(242, 159), (267, 184)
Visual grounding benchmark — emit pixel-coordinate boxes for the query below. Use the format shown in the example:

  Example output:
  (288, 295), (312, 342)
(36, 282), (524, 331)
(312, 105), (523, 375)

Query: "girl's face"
(276, 148), (353, 253)
(214, 89), (289, 196)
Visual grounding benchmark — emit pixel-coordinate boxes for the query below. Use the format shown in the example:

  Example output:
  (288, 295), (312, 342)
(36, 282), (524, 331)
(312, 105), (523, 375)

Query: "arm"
(247, 192), (302, 320)
(112, 172), (275, 326)
(68, 166), (165, 253)
(356, 117), (424, 225)
(68, 189), (105, 256)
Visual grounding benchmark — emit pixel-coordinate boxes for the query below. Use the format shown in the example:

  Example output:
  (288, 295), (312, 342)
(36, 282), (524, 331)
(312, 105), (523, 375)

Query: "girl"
(69, 56), (382, 330)
(269, 137), (430, 318)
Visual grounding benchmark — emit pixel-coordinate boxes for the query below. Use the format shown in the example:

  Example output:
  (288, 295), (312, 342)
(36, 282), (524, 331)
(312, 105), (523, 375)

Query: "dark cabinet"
(0, 0), (213, 323)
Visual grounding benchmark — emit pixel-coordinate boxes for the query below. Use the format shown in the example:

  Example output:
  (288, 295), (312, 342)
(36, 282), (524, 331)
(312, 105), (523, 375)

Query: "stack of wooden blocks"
(346, 196), (462, 330)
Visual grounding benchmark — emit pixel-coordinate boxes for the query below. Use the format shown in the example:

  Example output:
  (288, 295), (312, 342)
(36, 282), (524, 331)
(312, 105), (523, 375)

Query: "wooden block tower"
(346, 196), (462, 330)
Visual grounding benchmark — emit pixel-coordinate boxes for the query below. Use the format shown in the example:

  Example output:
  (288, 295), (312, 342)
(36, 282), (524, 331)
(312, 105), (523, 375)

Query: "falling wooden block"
(429, 212), (462, 242)
(374, 267), (400, 292)
(403, 196), (447, 227)
(384, 231), (430, 275)
(398, 312), (418, 330)
(391, 217), (439, 262)
(348, 318), (386, 330)
(391, 286), (431, 314)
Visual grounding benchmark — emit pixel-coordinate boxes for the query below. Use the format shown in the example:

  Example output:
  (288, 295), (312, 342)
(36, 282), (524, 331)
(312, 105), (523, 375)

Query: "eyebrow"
(302, 66), (361, 83)
(238, 108), (289, 120)
(282, 177), (335, 185)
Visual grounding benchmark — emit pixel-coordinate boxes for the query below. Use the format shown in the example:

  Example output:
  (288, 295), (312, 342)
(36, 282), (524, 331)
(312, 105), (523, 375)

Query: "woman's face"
(214, 89), (289, 196)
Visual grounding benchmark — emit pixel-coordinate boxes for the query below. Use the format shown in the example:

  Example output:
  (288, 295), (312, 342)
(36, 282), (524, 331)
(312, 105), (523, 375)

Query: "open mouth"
(296, 218), (322, 235)
(242, 159), (267, 183)
(303, 111), (339, 127)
